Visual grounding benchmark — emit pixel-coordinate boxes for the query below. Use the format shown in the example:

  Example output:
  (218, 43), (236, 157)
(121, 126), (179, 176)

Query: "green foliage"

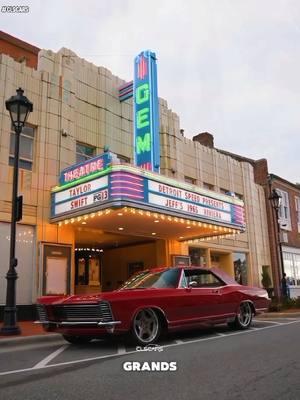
(268, 297), (300, 312)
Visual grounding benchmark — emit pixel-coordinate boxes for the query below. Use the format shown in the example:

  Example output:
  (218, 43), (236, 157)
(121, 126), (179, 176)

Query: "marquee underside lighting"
(57, 206), (242, 241)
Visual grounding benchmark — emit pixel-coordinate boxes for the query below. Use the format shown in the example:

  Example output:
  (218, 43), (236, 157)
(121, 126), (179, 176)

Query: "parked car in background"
(36, 266), (270, 345)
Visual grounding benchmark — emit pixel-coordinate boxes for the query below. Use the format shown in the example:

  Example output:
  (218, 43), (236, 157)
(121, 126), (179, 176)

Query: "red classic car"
(36, 266), (270, 345)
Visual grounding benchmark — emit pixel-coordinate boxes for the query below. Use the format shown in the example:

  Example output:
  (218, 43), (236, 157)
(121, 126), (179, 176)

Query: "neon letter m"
(136, 133), (151, 154)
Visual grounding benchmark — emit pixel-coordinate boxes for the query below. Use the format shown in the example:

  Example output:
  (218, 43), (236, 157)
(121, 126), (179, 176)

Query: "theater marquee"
(51, 163), (245, 230)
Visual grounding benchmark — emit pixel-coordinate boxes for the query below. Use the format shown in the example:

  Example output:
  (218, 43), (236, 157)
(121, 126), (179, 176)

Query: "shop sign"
(148, 192), (231, 223)
(53, 176), (108, 215)
(147, 180), (244, 225)
(148, 181), (231, 212)
(134, 51), (160, 172)
(52, 165), (245, 229)
(55, 177), (108, 203)
(59, 152), (112, 186)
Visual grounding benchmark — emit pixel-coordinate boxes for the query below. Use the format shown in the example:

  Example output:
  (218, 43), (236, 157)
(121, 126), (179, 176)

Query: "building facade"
(0, 34), (272, 318)
(253, 161), (300, 298)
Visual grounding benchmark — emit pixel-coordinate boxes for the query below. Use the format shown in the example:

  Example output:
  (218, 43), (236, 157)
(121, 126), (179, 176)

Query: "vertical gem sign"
(134, 51), (160, 172)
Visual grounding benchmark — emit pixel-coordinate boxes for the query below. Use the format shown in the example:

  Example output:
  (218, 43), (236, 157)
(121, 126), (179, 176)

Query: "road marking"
(174, 339), (184, 344)
(0, 340), (65, 354)
(0, 319), (299, 377)
(32, 345), (69, 369)
(214, 332), (226, 336)
(117, 344), (126, 355)
(254, 320), (283, 325)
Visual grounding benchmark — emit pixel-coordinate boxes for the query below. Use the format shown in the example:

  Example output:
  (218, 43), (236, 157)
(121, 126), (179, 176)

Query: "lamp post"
(0, 88), (33, 335)
(269, 188), (285, 295)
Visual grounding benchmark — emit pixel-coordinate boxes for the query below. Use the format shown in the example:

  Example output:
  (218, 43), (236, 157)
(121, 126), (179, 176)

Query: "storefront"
(43, 153), (246, 295)
(282, 246), (300, 298)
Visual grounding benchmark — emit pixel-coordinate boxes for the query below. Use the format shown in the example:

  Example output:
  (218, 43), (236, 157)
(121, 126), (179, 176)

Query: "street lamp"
(0, 88), (33, 335)
(269, 188), (285, 293)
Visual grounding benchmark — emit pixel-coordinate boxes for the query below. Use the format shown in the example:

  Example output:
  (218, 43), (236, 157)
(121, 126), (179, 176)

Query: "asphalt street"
(0, 317), (300, 400)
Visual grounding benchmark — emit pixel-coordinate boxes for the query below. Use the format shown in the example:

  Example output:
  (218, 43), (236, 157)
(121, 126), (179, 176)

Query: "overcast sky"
(1, 0), (299, 183)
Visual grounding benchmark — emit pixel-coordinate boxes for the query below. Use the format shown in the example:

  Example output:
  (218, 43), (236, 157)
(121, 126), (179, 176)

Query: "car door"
(176, 269), (226, 324)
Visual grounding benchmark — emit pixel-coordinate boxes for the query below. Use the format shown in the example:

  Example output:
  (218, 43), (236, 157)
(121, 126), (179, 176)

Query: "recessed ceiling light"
(179, 236), (184, 239)
(154, 220), (159, 223)
(151, 232), (156, 235)
(186, 226), (191, 229)
(118, 227), (124, 231)
(82, 222), (87, 225)
(117, 213), (123, 216)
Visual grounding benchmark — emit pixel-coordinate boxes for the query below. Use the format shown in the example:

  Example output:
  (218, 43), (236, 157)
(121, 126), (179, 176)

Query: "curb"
(0, 333), (62, 346)
(256, 312), (300, 318)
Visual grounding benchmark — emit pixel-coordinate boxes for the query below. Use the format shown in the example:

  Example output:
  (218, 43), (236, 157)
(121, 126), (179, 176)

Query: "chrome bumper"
(34, 320), (121, 327)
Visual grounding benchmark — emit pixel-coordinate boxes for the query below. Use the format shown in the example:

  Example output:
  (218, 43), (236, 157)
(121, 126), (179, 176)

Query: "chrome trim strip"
(34, 320), (121, 326)
(97, 321), (121, 326)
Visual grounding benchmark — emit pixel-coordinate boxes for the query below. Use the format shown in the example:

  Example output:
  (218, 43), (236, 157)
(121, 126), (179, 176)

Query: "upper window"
(9, 124), (35, 171)
(295, 197), (300, 233)
(203, 182), (214, 191)
(116, 154), (130, 164)
(235, 193), (244, 201)
(76, 142), (95, 164)
(181, 269), (225, 288)
(277, 189), (291, 230)
(220, 188), (229, 195)
(184, 176), (196, 185)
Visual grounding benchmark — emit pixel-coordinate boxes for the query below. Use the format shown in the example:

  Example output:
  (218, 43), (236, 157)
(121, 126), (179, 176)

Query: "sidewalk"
(0, 321), (59, 344)
(257, 309), (300, 318)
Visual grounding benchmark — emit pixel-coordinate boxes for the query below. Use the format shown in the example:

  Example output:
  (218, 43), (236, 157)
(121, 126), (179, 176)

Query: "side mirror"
(188, 281), (198, 288)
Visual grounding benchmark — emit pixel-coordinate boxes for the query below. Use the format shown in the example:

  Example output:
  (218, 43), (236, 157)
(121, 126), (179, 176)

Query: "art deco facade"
(0, 34), (272, 318)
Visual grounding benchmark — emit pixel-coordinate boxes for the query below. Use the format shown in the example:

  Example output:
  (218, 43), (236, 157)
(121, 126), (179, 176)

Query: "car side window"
(184, 270), (225, 288)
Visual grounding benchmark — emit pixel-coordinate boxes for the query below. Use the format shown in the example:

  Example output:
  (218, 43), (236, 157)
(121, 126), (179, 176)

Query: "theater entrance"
(74, 224), (165, 294)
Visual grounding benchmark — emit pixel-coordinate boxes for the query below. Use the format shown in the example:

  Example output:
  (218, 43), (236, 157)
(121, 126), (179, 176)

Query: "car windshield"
(120, 268), (180, 289)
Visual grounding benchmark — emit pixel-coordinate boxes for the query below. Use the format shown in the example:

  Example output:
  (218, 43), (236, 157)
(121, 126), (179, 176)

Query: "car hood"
(44, 288), (166, 305)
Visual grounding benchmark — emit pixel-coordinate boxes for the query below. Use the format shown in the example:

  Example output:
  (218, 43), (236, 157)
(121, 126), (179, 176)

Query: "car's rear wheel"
(228, 302), (253, 330)
(62, 335), (93, 344)
(132, 308), (161, 345)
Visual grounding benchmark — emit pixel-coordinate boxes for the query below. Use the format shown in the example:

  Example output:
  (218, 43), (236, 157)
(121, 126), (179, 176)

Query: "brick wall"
(273, 179), (300, 248)
(0, 31), (39, 69)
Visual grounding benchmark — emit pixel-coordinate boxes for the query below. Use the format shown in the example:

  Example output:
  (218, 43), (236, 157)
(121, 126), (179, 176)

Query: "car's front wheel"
(62, 335), (93, 344)
(228, 302), (253, 330)
(131, 308), (161, 345)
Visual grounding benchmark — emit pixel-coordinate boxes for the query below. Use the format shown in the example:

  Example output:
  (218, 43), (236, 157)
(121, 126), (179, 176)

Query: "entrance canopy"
(51, 157), (245, 242)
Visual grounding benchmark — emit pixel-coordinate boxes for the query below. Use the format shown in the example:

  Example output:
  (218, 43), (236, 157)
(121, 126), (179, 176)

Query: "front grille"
(52, 301), (113, 322)
(36, 304), (48, 322)
(99, 301), (113, 322)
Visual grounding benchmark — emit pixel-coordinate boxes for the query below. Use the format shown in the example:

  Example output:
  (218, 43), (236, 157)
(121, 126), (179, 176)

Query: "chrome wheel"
(237, 302), (252, 329)
(133, 308), (160, 344)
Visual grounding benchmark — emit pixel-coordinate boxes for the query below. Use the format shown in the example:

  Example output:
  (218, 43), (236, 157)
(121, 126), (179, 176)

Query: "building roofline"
(214, 147), (257, 165)
(269, 173), (300, 190)
(0, 30), (40, 54)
